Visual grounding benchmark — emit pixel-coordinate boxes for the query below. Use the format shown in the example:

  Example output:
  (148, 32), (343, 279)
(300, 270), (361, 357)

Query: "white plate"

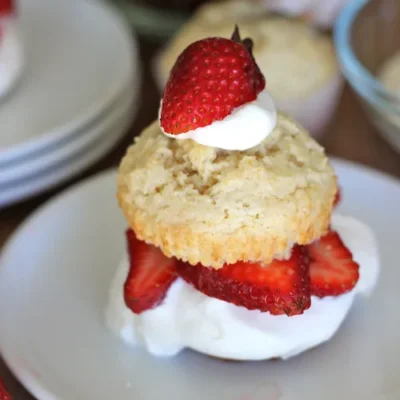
(0, 101), (134, 208)
(0, 85), (135, 185)
(0, 0), (137, 164)
(0, 159), (399, 400)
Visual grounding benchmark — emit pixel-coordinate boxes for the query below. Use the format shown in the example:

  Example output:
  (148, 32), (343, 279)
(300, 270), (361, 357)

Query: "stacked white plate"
(0, 0), (140, 208)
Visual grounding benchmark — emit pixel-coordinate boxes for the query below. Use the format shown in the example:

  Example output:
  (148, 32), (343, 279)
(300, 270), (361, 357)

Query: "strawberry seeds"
(160, 27), (265, 135)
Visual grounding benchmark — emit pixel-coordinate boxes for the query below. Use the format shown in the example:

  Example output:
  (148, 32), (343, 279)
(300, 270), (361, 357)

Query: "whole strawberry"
(160, 26), (266, 135)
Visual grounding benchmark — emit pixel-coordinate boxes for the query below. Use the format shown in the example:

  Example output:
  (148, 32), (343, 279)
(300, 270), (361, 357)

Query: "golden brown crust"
(118, 185), (333, 268)
(117, 113), (337, 269)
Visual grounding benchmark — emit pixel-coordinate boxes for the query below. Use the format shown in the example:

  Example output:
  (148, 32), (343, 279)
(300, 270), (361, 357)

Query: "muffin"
(155, 0), (343, 137)
(118, 114), (336, 268)
(107, 28), (379, 361)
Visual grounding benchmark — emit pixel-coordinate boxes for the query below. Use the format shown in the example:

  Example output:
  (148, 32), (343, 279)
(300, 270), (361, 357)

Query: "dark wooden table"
(1, 35), (400, 399)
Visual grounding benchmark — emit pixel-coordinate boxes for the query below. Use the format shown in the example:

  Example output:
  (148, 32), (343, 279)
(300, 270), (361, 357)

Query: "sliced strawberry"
(177, 246), (310, 316)
(0, 0), (14, 16)
(309, 230), (359, 297)
(160, 26), (265, 135)
(334, 187), (341, 207)
(0, 379), (11, 400)
(124, 229), (178, 314)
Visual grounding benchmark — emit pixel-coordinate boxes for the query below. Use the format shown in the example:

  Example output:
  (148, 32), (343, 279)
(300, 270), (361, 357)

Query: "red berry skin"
(160, 36), (266, 135)
(334, 188), (341, 207)
(177, 245), (311, 316)
(309, 230), (359, 298)
(0, 379), (11, 400)
(0, 0), (14, 16)
(124, 229), (178, 314)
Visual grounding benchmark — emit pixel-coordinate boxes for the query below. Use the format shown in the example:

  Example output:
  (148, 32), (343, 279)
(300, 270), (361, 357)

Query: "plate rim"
(0, 85), (134, 185)
(0, 108), (131, 208)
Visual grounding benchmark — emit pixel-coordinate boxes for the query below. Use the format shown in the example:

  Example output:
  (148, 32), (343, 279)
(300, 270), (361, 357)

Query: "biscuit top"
(118, 113), (337, 268)
(159, 1), (337, 100)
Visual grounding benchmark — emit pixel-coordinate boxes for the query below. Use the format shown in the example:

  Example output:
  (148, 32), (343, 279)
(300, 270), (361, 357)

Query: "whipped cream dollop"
(0, 18), (24, 99)
(160, 88), (277, 151)
(106, 214), (379, 361)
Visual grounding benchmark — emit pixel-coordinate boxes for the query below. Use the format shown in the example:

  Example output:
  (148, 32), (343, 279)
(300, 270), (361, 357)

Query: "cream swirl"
(159, 88), (277, 151)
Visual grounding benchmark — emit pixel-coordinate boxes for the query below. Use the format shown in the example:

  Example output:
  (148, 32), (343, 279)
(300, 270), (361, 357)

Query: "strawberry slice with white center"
(309, 230), (359, 297)
(160, 26), (266, 135)
(177, 245), (311, 316)
(124, 229), (178, 314)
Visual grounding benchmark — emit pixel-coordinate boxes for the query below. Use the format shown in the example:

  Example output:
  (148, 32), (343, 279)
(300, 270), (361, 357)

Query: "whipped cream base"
(160, 88), (277, 151)
(106, 214), (379, 360)
(0, 18), (24, 99)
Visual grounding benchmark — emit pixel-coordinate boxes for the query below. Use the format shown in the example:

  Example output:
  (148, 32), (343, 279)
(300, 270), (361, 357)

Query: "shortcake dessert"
(107, 28), (379, 361)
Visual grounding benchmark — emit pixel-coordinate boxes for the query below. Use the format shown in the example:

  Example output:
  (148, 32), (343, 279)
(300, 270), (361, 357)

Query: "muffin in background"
(155, 0), (343, 138)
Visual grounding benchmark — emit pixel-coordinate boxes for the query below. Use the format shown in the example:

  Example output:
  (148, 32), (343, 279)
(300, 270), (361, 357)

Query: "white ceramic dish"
(0, 86), (134, 185)
(0, 101), (134, 208)
(0, 159), (399, 400)
(0, 0), (137, 164)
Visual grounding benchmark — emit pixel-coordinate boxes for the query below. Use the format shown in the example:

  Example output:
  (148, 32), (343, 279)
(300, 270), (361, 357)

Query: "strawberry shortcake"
(107, 28), (379, 361)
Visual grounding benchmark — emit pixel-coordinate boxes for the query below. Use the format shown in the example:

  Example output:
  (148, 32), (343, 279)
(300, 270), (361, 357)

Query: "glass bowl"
(335, 0), (400, 153)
